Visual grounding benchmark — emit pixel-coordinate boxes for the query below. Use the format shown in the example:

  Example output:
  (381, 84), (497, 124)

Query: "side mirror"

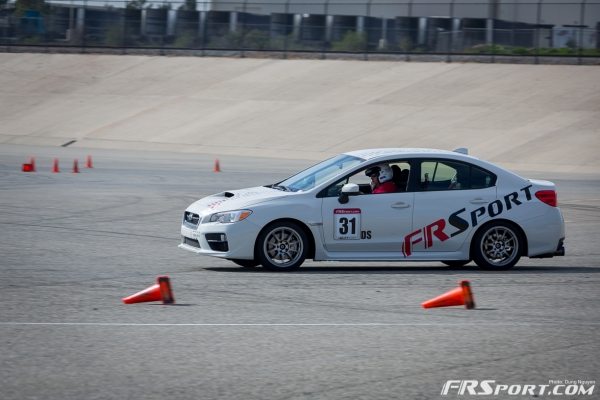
(338, 183), (360, 204)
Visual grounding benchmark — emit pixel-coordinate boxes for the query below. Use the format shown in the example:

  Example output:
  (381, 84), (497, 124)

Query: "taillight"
(535, 190), (557, 207)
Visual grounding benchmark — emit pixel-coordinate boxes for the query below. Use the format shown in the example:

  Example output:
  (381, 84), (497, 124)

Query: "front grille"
(183, 211), (200, 228)
(182, 236), (200, 248)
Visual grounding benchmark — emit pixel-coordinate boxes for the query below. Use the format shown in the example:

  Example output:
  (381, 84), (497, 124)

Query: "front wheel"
(256, 221), (308, 272)
(472, 222), (523, 270)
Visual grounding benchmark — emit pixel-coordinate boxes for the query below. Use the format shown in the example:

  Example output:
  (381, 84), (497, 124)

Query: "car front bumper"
(179, 220), (260, 260)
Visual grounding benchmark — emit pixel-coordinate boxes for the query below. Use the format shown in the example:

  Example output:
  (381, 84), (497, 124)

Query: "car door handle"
(391, 202), (411, 209)
(469, 198), (488, 204)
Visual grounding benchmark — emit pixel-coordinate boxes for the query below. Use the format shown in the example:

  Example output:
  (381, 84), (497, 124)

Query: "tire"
(442, 260), (471, 268)
(230, 259), (259, 268)
(472, 222), (523, 270)
(256, 221), (308, 271)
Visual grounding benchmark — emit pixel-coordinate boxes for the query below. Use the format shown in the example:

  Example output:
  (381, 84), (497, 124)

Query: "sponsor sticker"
(207, 199), (228, 209)
(334, 208), (361, 240)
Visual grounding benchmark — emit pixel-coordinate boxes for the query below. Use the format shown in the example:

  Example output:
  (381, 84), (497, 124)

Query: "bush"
(207, 31), (244, 48)
(331, 31), (366, 52)
(398, 37), (413, 52)
(105, 24), (124, 47)
(243, 29), (270, 50)
(174, 30), (196, 48)
(512, 47), (530, 55)
(21, 35), (43, 44)
(466, 44), (510, 54)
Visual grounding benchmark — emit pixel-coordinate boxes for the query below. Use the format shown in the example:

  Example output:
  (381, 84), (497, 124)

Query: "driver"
(365, 164), (397, 194)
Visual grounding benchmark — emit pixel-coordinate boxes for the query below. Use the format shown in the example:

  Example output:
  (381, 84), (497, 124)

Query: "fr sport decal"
(402, 185), (533, 257)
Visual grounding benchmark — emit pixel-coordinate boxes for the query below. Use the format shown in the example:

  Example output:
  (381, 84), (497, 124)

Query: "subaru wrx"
(179, 148), (565, 271)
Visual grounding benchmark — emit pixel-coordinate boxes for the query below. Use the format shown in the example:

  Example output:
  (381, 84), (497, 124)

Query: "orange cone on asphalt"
(213, 159), (221, 172)
(422, 280), (475, 309)
(86, 155), (93, 168)
(73, 159), (80, 173)
(22, 157), (36, 172)
(22, 163), (34, 172)
(52, 158), (60, 173)
(122, 276), (175, 305)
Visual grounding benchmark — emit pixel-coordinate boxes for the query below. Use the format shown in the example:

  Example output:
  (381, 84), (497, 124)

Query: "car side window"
(320, 178), (349, 197)
(349, 161), (411, 194)
(471, 166), (495, 189)
(318, 160), (412, 197)
(347, 169), (372, 188)
(420, 160), (494, 191)
(390, 162), (411, 192)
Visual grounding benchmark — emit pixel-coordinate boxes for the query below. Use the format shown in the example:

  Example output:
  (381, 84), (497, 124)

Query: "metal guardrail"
(1, 1), (599, 63)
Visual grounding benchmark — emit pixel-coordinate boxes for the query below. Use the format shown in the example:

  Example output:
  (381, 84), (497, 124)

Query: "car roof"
(343, 148), (467, 161)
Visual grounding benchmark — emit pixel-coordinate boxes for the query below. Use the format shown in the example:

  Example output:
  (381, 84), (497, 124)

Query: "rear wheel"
(230, 259), (259, 268)
(257, 221), (308, 272)
(473, 222), (522, 270)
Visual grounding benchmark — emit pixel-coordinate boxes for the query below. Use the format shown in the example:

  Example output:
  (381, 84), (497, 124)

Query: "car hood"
(186, 186), (292, 215)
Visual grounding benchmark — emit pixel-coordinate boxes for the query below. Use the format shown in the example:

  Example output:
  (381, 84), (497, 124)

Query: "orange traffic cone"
(22, 157), (36, 172)
(22, 163), (34, 172)
(422, 280), (475, 309)
(86, 155), (93, 168)
(73, 159), (80, 173)
(213, 159), (221, 172)
(122, 276), (175, 305)
(52, 158), (60, 173)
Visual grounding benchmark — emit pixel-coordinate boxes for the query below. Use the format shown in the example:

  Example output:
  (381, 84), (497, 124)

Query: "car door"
(410, 159), (497, 254)
(320, 161), (415, 253)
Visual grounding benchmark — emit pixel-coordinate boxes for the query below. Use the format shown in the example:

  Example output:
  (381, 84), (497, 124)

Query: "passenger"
(365, 164), (397, 194)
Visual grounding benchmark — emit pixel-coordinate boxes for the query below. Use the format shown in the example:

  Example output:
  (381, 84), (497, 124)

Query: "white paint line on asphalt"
(1, 322), (599, 327)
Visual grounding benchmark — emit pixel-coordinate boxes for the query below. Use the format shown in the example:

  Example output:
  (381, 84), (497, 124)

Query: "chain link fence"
(1, 1), (599, 62)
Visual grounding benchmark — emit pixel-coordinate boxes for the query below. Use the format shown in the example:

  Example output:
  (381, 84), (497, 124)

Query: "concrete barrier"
(1, 53), (598, 173)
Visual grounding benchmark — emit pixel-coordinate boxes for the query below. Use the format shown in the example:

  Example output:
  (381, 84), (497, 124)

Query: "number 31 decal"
(334, 209), (361, 240)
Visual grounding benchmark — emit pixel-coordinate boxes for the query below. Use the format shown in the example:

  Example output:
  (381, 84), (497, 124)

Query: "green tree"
(565, 38), (577, 50)
(179, 0), (196, 11)
(126, 0), (146, 10)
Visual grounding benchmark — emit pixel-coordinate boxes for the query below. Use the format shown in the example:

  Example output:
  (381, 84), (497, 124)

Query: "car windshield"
(275, 154), (364, 192)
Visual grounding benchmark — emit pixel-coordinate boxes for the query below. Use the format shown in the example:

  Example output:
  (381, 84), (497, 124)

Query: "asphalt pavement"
(0, 145), (598, 400)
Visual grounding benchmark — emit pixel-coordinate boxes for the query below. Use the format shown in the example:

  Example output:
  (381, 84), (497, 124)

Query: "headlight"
(207, 210), (252, 224)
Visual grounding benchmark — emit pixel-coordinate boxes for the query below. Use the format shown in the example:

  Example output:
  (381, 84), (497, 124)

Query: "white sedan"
(179, 148), (565, 271)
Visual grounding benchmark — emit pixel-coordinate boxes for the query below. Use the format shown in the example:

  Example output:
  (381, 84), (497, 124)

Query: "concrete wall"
(0, 53), (598, 173)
